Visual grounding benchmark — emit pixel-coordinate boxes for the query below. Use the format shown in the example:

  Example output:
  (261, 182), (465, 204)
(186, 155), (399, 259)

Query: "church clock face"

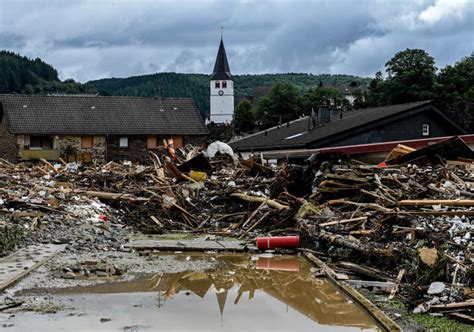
(218, 90), (224, 96)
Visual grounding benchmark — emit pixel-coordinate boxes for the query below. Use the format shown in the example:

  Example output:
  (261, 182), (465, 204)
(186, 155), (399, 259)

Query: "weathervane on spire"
(220, 26), (224, 38)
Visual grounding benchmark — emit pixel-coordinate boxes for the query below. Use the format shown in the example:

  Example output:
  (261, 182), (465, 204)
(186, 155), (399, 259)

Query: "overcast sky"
(0, 0), (473, 82)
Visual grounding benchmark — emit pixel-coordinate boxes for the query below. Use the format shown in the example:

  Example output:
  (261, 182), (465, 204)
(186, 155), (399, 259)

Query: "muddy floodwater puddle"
(3, 253), (380, 331)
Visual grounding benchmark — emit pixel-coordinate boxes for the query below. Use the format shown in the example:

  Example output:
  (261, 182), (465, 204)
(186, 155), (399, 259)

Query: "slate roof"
(230, 101), (437, 151)
(210, 38), (232, 81)
(1, 95), (208, 136)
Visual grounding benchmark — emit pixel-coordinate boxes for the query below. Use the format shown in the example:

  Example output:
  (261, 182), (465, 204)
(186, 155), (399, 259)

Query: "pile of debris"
(0, 142), (296, 253)
(299, 158), (473, 319)
(297, 139), (474, 323)
(0, 137), (473, 323)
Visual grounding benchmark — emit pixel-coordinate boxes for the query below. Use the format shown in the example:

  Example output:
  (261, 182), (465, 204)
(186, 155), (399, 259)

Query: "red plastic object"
(256, 236), (300, 250)
(98, 215), (108, 222)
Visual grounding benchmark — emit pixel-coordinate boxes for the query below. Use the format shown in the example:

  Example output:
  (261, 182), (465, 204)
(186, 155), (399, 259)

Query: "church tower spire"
(211, 38), (232, 81)
(209, 36), (234, 124)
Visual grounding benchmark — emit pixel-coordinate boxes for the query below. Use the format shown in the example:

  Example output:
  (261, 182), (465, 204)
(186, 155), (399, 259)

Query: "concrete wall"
(7, 132), (206, 163)
(0, 114), (18, 162)
(56, 136), (106, 162)
(106, 135), (206, 162)
(16, 135), (106, 162)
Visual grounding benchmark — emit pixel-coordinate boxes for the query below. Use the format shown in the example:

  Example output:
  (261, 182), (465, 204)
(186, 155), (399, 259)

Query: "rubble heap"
(0, 139), (473, 322)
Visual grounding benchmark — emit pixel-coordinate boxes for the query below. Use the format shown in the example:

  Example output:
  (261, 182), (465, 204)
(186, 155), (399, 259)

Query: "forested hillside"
(0, 50), (370, 118)
(89, 73), (371, 118)
(0, 51), (96, 94)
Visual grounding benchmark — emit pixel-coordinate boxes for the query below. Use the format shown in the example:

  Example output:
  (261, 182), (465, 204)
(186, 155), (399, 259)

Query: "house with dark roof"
(0, 95), (208, 163)
(229, 101), (466, 160)
(336, 83), (368, 105)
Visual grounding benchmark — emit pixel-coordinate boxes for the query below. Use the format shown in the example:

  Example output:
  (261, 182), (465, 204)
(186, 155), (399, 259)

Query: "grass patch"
(0, 224), (23, 255)
(387, 299), (406, 310)
(411, 313), (473, 332)
(387, 298), (472, 331)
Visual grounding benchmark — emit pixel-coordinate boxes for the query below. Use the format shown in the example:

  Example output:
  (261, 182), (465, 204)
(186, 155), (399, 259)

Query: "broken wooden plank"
(398, 199), (474, 206)
(338, 261), (392, 281)
(150, 215), (164, 228)
(41, 158), (59, 174)
(328, 199), (392, 213)
(230, 193), (290, 210)
(388, 269), (405, 300)
(0, 244), (65, 291)
(325, 173), (370, 183)
(383, 210), (474, 216)
(319, 216), (367, 228)
(320, 230), (394, 257)
(304, 251), (348, 280)
(303, 250), (402, 332)
(429, 301), (474, 311)
(448, 312), (474, 324)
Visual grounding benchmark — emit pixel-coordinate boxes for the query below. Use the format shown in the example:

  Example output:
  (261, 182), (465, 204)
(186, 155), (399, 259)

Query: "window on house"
(29, 136), (53, 150)
(81, 136), (93, 149)
(222, 81), (227, 88)
(119, 137), (129, 148)
(215, 81), (220, 88)
(147, 136), (157, 149)
(422, 123), (430, 136)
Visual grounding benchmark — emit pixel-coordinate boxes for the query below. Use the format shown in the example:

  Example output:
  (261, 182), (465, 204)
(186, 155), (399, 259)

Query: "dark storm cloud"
(0, 0), (472, 82)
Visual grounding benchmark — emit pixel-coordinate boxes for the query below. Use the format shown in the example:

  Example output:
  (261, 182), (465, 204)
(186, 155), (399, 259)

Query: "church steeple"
(211, 38), (232, 81)
(209, 36), (234, 124)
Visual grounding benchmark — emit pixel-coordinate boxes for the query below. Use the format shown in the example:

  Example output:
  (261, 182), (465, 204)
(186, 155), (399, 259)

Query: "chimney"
(309, 108), (317, 130)
(318, 106), (330, 124)
(330, 108), (342, 120)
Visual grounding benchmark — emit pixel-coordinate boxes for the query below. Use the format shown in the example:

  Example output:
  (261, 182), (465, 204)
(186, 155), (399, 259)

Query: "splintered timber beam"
(303, 250), (401, 332)
(383, 210), (474, 216)
(328, 199), (392, 213)
(230, 193), (290, 210)
(398, 199), (474, 206)
(429, 301), (474, 311)
(36, 186), (149, 202)
(319, 216), (367, 228)
(319, 231), (394, 257)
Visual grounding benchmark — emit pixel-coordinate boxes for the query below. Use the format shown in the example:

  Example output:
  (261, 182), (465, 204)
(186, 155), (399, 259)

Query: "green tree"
(365, 71), (386, 106)
(254, 82), (302, 129)
(301, 87), (346, 113)
(352, 89), (368, 109)
(384, 48), (437, 104)
(233, 99), (256, 133)
(435, 53), (474, 131)
(23, 84), (34, 94)
(436, 53), (474, 109)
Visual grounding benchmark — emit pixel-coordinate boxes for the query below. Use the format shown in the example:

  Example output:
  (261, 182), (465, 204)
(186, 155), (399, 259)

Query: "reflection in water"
(20, 254), (378, 330)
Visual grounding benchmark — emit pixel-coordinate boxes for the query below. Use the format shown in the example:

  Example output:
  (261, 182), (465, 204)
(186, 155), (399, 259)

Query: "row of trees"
(235, 49), (473, 133)
(91, 72), (369, 120)
(234, 84), (348, 132)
